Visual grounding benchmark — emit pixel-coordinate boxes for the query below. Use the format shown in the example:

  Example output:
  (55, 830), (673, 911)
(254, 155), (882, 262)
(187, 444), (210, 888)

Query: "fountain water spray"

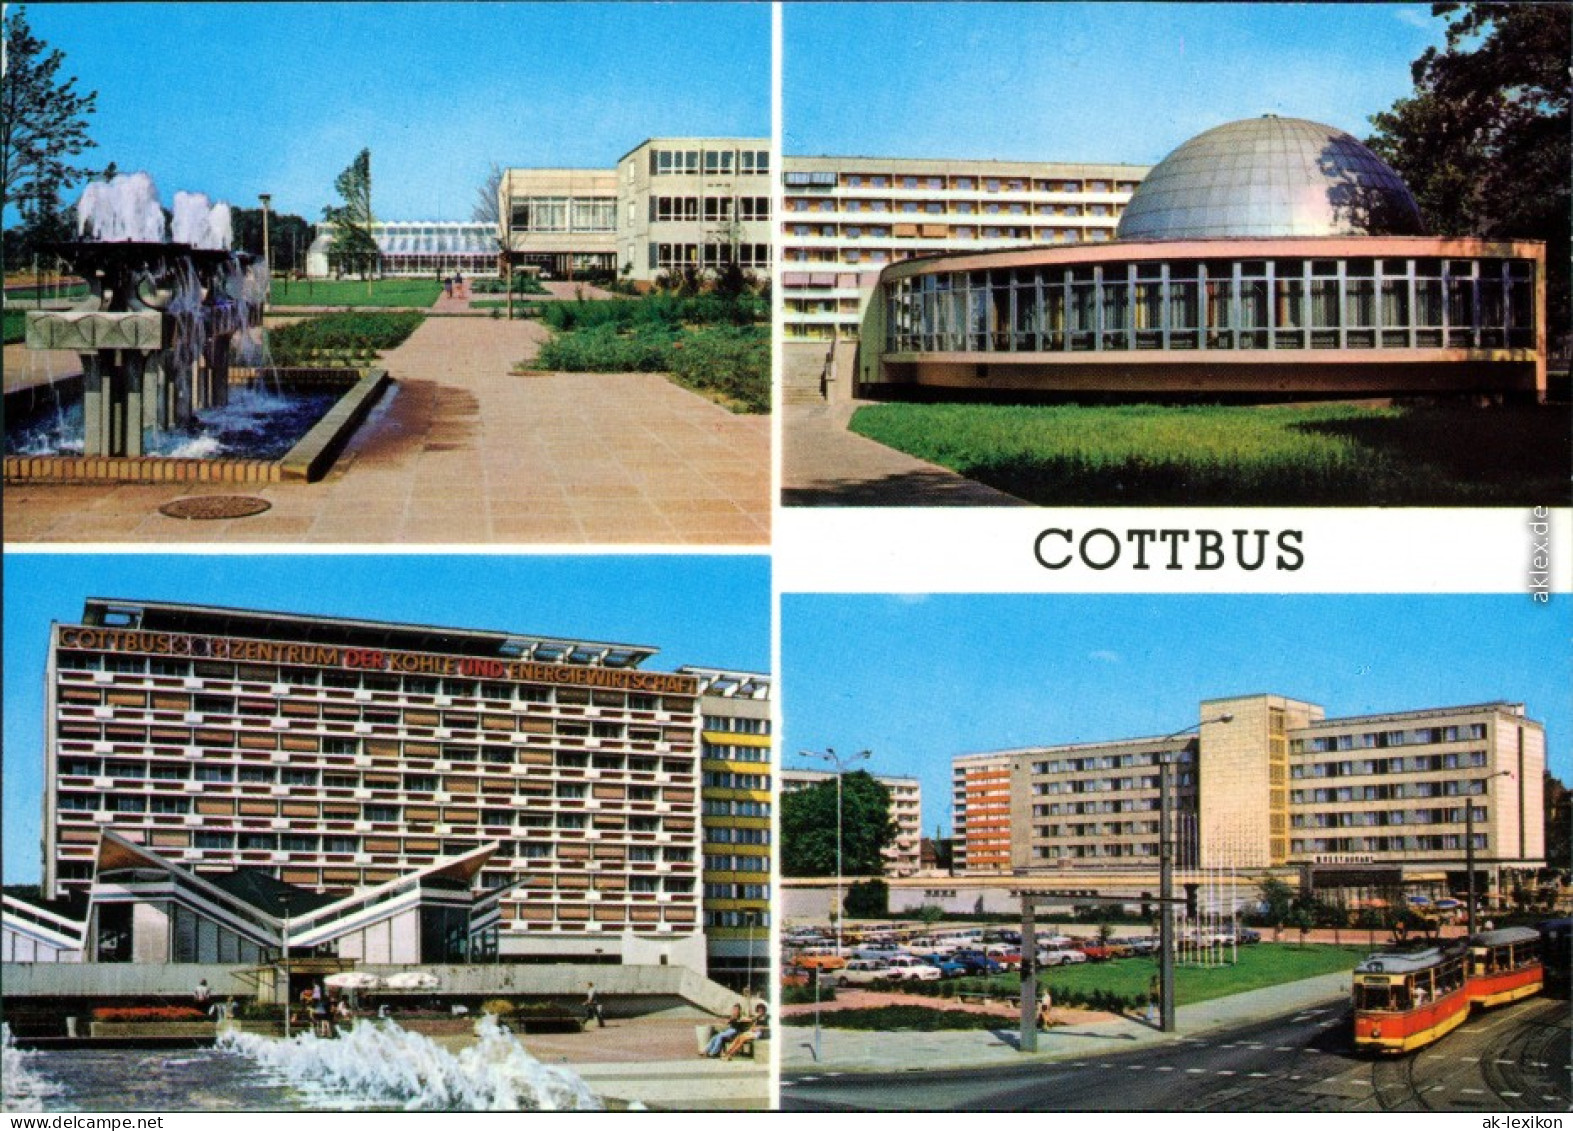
(171, 191), (234, 251)
(218, 1015), (603, 1111)
(2, 1024), (63, 1112)
(76, 173), (167, 243)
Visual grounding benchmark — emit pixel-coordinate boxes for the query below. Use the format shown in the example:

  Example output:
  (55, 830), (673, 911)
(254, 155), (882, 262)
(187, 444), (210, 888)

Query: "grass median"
(847, 401), (1569, 505)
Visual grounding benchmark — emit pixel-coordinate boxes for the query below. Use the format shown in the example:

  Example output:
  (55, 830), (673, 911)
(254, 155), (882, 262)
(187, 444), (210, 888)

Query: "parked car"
(1076, 942), (1116, 962)
(922, 954), (969, 977)
(1122, 936), (1159, 956)
(952, 949), (1006, 976)
(882, 955), (944, 981)
(794, 951), (847, 972)
(837, 958), (900, 986)
(1038, 947), (1088, 967)
(983, 945), (1023, 968)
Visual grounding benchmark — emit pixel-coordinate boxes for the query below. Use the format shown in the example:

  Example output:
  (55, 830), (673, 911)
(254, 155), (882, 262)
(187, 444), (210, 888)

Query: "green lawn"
(267, 278), (444, 308)
(3, 283), (90, 303)
(903, 944), (1369, 1011)
(3, 308), (27, 345)
(848, 401), (1570, 506)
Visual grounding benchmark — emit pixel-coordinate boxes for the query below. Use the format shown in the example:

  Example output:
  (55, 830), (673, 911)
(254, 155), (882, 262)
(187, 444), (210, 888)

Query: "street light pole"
(802, 747), (870, 956)
(1466, 769), (1513, 938)
(279, 896), (291, 1038)
(258, 193), (272, 305)
(1156, 713), (1233, 1034)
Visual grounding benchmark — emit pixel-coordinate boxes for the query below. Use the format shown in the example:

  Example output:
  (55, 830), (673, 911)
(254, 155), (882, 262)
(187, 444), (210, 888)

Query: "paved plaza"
(3, 313), (769, 544)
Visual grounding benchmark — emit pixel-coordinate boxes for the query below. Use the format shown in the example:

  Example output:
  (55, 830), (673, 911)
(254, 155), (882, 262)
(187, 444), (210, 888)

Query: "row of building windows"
(59, 656), (687, 714)
(1032, 749), (1191, 774)
(507, 196), (618, 233)
(1289, 778), (1492, 803)
(1292, 806), (1487, 828)
(650, 196), (771, 222)
(1032, 773), (1195, 795)
(1294, 723), (1488, 752)
(649, 149), (770, 176)
(787, 199), (1120, 218)
(701, 742), (770, 763)
(702, 883), (769, 900)
(1032, 799), (1162, 816)
(702, 799), (770, 817)
(1035, 821), (1161, 838)
(56, 748), (694, 780)
(787, 173), (1137, 194)
(885, 258), (1537, 355)
(702, 854), (770, 872)
(648, 242), (771, 271)
(1290, 750), (1490, 779)
(703, 826), (770, 845)
(704, 909), (770, 928)
(701, 716), (769, 734)
(1292, 835), (1488, 853)
(700, 771), (769, 790)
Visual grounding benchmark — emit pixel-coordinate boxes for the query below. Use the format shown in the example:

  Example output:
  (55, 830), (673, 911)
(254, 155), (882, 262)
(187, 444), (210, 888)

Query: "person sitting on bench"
(703, 1004), (745, 1058)
(721, 1003), (768, 1060)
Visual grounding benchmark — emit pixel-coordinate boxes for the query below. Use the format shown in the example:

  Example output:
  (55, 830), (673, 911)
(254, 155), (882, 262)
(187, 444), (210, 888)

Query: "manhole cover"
(158, 495), (272, 520)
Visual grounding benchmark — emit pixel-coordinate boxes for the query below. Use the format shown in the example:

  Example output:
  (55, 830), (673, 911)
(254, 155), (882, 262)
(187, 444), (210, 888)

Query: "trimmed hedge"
(268, 312), (425, 366)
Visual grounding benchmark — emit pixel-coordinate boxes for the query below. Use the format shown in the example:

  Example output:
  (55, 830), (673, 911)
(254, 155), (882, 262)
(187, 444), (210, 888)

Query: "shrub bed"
(268, 312), (425, 367)
(91, 1006), (207, 1023)
(780, 983), (837, 1006)
(784, 1005), (1005, 1032)
(471, 275), (548, 295)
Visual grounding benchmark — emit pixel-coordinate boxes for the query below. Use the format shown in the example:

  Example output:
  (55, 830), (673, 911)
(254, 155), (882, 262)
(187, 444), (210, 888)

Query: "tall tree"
(321, 148), (377, 279)
(781, 770), (897, 877)
(1545, 770), (1571, 875)
(230, 207), (316, 274)
(0, 7), (99, 224)
(1366, 3), (1572, 331)
(471, 162), (504, 227)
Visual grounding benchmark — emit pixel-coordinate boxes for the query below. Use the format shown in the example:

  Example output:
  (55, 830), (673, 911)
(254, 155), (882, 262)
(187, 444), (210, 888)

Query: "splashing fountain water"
(76, 172), (167, 243)
(2, 1024), (63, 1112)
(217, 1015), (604, 1111)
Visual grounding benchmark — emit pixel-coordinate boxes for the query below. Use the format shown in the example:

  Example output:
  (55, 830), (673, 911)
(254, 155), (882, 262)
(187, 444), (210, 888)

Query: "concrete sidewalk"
(781, 970), (1351, 1074)
(782, 401), (1029, 507)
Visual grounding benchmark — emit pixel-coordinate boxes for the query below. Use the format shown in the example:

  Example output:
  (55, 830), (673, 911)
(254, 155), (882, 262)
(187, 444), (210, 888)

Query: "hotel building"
(779, 156), (1148, 344)
(951, 751), (1014, 874)
(500, 138), (772, 283)
(40, 598), (767, 974)
(781, 768), (922, 878)
(1005, 693), (1546, 883)
(687, 667), (772, 989)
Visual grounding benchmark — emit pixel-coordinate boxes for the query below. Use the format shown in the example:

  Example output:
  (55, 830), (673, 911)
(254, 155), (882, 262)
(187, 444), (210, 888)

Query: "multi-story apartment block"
(779, 156), (1149, 342)
(1007, 695), (1547, 885)
(40, 599), (766, 973)
(496, 139), (772, 285)
(616, 138), (772, 282)
(951, 751), (1015, 874)
(781, 768), (922, 878)
(687, 667), (772, 990)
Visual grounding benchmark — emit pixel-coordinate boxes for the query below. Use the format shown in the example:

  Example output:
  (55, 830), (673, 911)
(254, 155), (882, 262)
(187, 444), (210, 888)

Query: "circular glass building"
(863, 116), (1545, 400)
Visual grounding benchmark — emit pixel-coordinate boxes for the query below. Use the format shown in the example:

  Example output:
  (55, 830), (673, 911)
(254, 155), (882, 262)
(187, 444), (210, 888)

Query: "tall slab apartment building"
(951, 693), (1546, 886)
(780, 157), (1151, 343)
(42, 599), (770, 979)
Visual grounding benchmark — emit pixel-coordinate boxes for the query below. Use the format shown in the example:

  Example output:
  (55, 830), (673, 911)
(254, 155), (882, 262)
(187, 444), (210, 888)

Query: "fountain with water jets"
(23, 174), (263, 457)
(8, 173), (390, 485)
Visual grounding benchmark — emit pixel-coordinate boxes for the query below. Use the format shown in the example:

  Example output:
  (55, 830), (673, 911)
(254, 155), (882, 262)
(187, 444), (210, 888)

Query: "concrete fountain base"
(3, 367), (391, 485)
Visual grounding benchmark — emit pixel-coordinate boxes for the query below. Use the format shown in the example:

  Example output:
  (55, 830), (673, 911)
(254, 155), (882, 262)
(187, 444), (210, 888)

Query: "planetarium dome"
(1115, 115), (1424, 241)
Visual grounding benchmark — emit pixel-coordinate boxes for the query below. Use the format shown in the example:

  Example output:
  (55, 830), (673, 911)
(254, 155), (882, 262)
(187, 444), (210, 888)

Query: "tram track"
(1365, 997), (1571, 1111)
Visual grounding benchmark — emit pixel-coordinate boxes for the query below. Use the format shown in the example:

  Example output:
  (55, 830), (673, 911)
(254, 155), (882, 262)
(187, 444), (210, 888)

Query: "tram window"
(1357, 985), (1391, 1010)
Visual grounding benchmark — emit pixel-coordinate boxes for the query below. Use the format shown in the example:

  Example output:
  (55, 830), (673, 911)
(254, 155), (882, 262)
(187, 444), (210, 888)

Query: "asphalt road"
(781, 996), (1572, 1112)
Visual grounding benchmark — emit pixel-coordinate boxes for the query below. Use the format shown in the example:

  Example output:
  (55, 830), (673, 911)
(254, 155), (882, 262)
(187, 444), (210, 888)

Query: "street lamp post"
(1466, 769), (1514, 938)
(802, 747), (870, 956)
(258, 193), (272, 305)
(1156, 713), (1233, 1034)
(278, 895), (291, 1038)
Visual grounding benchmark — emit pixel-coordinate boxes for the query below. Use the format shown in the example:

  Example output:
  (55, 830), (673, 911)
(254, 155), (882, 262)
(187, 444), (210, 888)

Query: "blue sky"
(782, 595), (1572, 838)
(785, 3), (1446, 163)
(2, 553), (769, 884)
(15, 2), (770, 223)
